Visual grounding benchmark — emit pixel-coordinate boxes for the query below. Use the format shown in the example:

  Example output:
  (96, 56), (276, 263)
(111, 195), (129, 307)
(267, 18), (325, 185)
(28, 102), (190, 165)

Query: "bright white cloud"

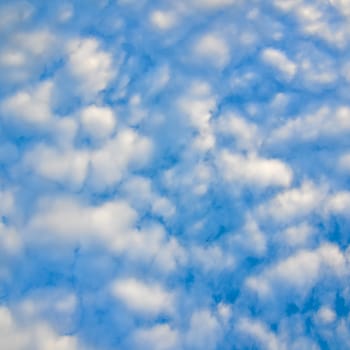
(1, 1), (349, 349)
(111, 278), (175, 315)
(261, 48), (297, 80)
(1, 81), (53, 125)
(24, 144), (89, 188)
(28, 197), (184, 270)
(79, 104), (116, 141)
(66, 38), (114, 99)
(281, 222), (315, 247)
(270, 106), (350, 143)
(237, 318), (284, 350)
(0, 222), (21, 255)
(327, 191), (350, 215)
(315, 306), (336, 324)
(246, 243), (346, 297)
(190, 0), (238, 9)
(216, 113), (260, 150)
(185, 309), (220, 350)
(338, 153), (350, 173)
(0, 306), (79, 350)
(133, 324), (179, 350)
(231, 214), (267, 256)
(89, 128), (153, 188)
(329, 0), (350, 17)
(258, 181), (327, 223)
(0, 29), (57, 83)
(218, 150), (293, 188)
(193, 33), (229, 68)
(150, 10), (177, 30)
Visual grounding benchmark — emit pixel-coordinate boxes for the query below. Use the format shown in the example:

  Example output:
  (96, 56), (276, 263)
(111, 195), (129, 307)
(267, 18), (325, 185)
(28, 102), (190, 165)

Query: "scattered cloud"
(1, 1), (350, 349)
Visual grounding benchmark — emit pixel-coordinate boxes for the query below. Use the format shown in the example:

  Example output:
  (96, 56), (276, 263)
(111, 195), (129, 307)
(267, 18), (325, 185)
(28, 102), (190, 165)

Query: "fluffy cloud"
(111, 278), (175, 315)
(193, 33), (230, 68)
(150, 10), (177, 30)
(28, 196), (184, 271)
(65, 38), (114, 99)
(1, 81), (53, 126)
(215, 113), (260, 150)
(24, 144), (89, 188)
(246, 243), (346, 298)
(236, 318), (284, 350)
(0, 306), (79, 350)
(89, 128), (153, 188)
(218, 150), (293, 188)
(185, 309), (221, 350)
(258, 181), (327, 223)
(132, 324), (179, 350)
(261, 48), (297, 80)
(79, 105), (116, 141)
(1, 0), (350, 349)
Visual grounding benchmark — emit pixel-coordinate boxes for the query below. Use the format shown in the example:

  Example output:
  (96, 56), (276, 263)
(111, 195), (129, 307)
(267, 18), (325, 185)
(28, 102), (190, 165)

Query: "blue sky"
(1, 0), (350, 349)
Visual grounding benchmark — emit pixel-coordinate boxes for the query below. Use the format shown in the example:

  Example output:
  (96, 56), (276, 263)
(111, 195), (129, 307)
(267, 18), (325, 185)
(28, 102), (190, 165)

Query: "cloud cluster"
(1, 0), (350, 349)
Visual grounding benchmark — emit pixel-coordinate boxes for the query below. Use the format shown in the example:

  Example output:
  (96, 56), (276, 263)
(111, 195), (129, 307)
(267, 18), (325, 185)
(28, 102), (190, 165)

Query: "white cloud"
(338, 153), (350, 173)
(327, 191), (350, 215)
(133, 324), (179, 350)
(13, 30), (55, 56)
(0, 50), (26, 67)
(295, 44), (338, 88)
(0, 306), (79, 350)
(258, 181), (327, 223)
(218, 150), (292, 188)
(89, 128), (153, 188)
(17, 288), (78, 334)
(190, 0), (238, 9)
(185, 309), (220, 350)
(273, 0), (348, 47)
(271, 106), (350, 143)
(28, 197), (184, 270)
(329, 0), (350, 17)
(237, 318), (284, 350)
(216, 113), (260, 151)
(66, 38), (114, 99)
(111, 278), (174, 315)
(246, 243), (346, 297)
(24, 144), (89, 188)
(178, 81), (215, 129)
(0, 222), (21, 255)
(193, 33), (229, 68)
(150, 10), (177, 30)
(261, 48), (297, 80)
(79, 104), (117, 141)
(192, 245), (235, 271)
(0, 29), (57, 83)
(1, 81), (53, 125)
(0, 2), (34, 30)
(177, 82), (216, 151)
(231, 214), (267, 256)
(121, 176), (176, 218)
(28, 197), (137, 247)
(0, 190), (15, 216)
(272, 0), (302, 12)
(57, 3), (73, 22)
(281, 222), (315, 247)
(217, 302), (232, 324)
(315, 306), (336, 324)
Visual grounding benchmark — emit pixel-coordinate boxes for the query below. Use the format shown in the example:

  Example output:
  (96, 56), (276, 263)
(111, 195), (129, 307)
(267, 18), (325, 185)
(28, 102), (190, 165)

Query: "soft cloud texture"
(1, 0), (350, 349)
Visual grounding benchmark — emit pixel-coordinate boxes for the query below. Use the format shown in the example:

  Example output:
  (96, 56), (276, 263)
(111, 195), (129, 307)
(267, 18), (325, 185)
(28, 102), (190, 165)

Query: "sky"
(0, 0), (350, 349)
